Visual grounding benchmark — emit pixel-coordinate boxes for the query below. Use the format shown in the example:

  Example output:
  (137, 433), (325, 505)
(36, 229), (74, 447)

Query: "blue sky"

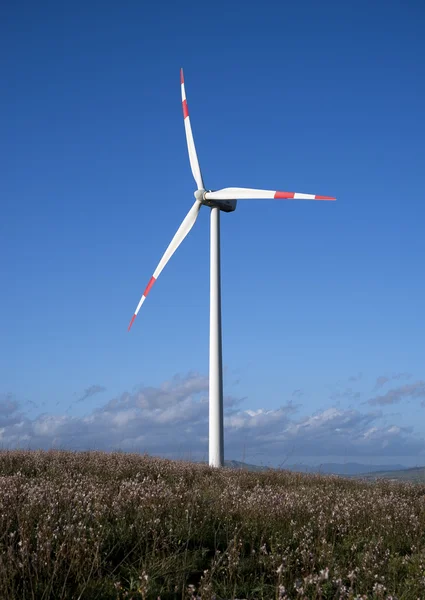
(2, 0), (425, 466)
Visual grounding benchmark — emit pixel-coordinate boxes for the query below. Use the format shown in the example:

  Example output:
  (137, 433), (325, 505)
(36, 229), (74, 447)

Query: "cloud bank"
(1, 373), (424, 464)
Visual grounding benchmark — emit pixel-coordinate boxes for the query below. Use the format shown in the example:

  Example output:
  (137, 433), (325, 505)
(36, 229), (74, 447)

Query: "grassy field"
(1, 450), (425, 599)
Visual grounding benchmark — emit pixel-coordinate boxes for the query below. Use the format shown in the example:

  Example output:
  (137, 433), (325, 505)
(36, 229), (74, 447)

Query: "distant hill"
(285, 462), (407, 476)
(354, 466), (425, 482)
(223, 460), (407, 476)
(222, 460), (425, 481)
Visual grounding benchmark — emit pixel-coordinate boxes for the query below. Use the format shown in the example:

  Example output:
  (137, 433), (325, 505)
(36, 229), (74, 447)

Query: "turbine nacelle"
(194, 189), (237, 213)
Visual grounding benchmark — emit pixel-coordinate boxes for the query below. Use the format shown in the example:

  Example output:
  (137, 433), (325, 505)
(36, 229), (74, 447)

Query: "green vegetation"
(1, 450), (425, 599)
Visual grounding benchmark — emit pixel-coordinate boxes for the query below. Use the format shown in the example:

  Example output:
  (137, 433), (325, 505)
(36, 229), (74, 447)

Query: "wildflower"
(278, 585), (287, 599)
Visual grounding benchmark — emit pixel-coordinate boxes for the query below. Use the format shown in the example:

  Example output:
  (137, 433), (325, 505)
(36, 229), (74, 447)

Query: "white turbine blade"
(204, 187), (336, 201)
(128, 199), (202, 331)
(181, 68), (204, 191)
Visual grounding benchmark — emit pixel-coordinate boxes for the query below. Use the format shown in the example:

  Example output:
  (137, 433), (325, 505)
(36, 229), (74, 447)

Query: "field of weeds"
(1, 450), (425, 599)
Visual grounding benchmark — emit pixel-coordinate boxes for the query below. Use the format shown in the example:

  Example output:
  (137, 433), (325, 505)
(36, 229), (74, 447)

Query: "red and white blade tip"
(128, 276), (157, 331)
(128, 314), (137, 331)
(180, 68), (184, 84)
(274, 191), (335, 200)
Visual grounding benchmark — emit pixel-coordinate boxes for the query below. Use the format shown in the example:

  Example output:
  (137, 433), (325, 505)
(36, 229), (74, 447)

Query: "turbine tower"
(128, 69), (336, 467)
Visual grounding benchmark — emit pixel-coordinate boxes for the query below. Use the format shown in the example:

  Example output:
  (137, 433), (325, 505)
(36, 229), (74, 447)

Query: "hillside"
(1, 449), (425, 599)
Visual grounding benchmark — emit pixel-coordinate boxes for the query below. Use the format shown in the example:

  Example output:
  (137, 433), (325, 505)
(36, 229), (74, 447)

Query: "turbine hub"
(194, 189), (205, 202)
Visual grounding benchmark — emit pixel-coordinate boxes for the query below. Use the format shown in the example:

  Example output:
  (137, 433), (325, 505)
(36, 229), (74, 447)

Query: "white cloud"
(0, 372), (424, 462)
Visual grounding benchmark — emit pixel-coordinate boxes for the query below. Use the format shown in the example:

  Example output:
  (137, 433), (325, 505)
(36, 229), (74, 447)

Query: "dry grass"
(0, 449), (424, 599)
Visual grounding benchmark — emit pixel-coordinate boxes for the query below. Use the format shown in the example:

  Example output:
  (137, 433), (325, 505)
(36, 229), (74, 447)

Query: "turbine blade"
(181, 68), (204, 190)
(128, 199), (202, 330)
(204, 187), (336, 201)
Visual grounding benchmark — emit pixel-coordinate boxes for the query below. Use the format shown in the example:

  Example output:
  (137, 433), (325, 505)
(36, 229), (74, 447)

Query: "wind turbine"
(128, 69), (336, 468)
